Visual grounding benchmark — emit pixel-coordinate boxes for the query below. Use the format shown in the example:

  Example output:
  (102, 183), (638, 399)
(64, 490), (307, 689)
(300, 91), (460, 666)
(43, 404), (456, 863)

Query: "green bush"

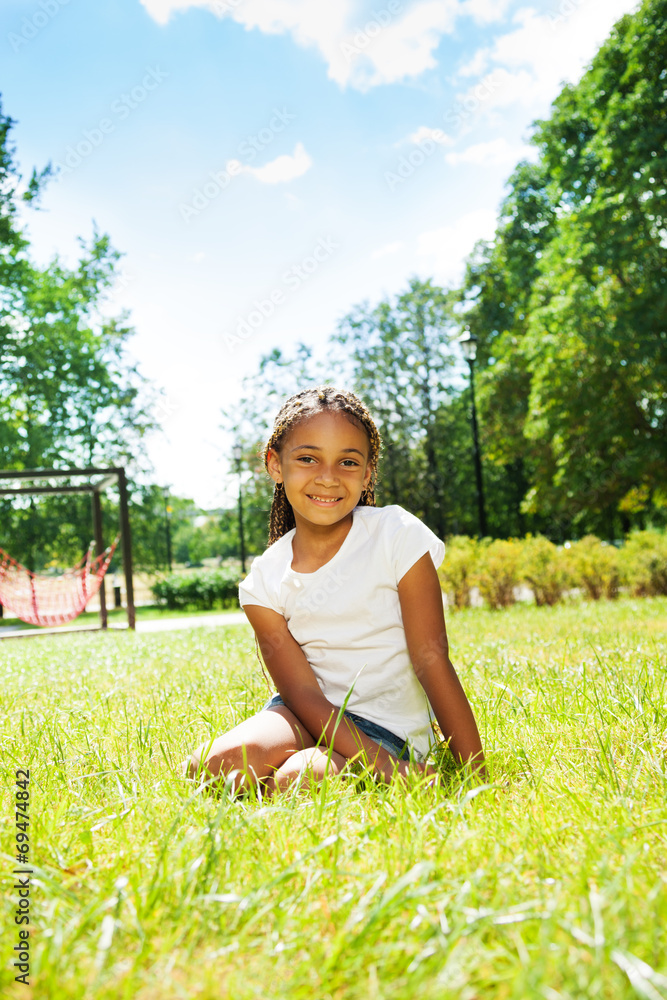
(620, 529), (667, 596)
(438, 536), (479, 608)
(476, 539), (522, 609)
(566, 536), (620, 600)
(435, 530), (667, 610)
(519, 535), (570, 606)
(151, 566), (241, 610)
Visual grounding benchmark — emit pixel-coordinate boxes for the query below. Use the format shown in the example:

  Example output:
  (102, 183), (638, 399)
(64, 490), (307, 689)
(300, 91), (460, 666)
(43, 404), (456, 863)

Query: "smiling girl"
(185, 386), (484, 794)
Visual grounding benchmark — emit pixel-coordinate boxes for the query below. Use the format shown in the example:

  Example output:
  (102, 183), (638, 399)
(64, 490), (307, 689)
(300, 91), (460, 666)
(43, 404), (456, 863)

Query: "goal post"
(0, 466), (136, 630)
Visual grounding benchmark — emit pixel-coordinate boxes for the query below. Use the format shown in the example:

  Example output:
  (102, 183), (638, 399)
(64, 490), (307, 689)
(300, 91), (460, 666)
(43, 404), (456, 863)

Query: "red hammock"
(0, 538), (119, 627)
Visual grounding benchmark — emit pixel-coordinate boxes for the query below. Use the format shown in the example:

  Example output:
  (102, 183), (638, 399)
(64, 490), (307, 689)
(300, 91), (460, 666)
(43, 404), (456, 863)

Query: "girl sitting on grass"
(185, 385), (485, 794)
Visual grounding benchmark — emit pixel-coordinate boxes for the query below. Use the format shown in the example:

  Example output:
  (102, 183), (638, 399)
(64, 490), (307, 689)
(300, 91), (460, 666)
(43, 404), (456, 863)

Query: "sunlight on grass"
(1, 597), (666, 998)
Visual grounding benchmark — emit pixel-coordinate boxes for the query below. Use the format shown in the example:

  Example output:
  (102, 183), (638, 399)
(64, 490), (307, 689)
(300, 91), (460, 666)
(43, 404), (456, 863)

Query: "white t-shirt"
(238, 504), (446, 758)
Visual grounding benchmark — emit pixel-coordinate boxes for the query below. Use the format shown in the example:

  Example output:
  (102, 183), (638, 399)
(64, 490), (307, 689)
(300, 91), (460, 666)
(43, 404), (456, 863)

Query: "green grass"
(1, 597), (666, 999)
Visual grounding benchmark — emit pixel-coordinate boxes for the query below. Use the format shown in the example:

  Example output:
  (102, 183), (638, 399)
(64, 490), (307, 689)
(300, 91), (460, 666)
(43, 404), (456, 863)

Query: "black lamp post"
(458, 328), (488, 537)
(232, 442), (246, 575)
(162, 486), (173, 573)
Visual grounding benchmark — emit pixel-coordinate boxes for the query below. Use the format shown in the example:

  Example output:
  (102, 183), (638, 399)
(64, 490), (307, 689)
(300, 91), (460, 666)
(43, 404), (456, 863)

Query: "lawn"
(1, 597), (666, 999)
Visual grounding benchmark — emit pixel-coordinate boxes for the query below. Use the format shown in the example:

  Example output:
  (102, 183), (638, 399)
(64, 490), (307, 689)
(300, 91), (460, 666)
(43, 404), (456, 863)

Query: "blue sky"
(2, 0), (639, 507)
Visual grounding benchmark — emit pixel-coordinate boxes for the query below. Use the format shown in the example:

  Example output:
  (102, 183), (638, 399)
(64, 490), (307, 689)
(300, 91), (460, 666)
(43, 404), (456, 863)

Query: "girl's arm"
(398, 552), (486, 777)
(243, 604), (412, 783)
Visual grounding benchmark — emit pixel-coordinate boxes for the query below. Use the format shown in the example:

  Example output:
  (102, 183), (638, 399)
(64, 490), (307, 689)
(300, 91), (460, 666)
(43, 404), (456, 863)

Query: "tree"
(0, 96), (159, 566)
(456, 0), (667, 538)
(520, 0), (667, 535)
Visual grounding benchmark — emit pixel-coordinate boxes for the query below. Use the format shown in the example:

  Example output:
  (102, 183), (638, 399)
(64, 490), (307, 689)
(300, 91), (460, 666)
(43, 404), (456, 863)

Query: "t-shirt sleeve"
(238, 557), (282, 614)
(386, 506), (446, 584)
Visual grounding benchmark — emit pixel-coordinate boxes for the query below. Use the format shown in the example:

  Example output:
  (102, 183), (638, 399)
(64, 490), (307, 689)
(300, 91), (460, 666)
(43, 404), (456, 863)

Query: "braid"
(263, 385), (382, 546)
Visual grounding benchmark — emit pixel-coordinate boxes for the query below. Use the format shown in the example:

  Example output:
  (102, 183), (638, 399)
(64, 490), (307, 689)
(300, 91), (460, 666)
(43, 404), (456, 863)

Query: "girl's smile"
(307, 495), (343, 505)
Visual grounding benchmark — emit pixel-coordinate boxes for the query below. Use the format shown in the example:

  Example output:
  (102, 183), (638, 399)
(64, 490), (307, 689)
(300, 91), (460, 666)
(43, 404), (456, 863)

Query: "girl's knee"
(184, 739), (255, 786)
(273, 748), (345, 793)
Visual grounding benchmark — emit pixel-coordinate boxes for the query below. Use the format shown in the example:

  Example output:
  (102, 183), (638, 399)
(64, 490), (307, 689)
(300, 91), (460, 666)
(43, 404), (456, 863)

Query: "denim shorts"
(263, 693), (410, 761)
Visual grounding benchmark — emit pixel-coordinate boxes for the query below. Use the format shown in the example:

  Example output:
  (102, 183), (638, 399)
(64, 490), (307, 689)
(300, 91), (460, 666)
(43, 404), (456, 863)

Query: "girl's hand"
(381, 758), (438, 785)
(379, 757), (410, 783)
(414, 760), (440, 786)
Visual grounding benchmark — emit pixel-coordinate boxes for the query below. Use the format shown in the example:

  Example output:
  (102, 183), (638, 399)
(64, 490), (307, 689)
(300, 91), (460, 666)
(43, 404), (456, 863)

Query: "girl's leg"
(265, 747), (348, 796)
(184, 705), (317, 792)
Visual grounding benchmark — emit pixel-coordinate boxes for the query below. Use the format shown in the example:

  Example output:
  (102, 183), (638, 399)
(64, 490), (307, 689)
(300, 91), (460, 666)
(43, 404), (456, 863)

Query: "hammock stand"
(0, 466), (135, 632)
(0, 536), (119, 627)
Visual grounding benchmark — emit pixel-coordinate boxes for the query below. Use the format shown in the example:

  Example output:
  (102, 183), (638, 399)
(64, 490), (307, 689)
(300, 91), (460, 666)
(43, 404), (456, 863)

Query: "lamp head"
(232, 443), (242, 463)
(458, 327), (478, 363)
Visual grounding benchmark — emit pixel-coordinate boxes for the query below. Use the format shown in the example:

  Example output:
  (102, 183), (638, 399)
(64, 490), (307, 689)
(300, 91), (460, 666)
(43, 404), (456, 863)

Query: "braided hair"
(263, 385), (382, 546)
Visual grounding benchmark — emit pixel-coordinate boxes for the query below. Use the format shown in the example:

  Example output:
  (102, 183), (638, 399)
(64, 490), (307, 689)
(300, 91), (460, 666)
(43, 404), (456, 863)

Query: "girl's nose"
(315, 466), (339, 485)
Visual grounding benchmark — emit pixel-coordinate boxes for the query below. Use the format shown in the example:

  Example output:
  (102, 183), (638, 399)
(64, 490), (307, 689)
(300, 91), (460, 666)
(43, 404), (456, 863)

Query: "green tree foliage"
(0, 97), (158, 568)
(458, 0), (667, 539)
(523, 0), (667, 533)
(178, 517), (228, 566)
(0, 102), (154, 473)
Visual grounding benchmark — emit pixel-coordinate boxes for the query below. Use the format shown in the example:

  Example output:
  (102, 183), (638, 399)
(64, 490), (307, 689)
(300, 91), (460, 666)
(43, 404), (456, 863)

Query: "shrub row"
(151, 566), (241, 610)
(438, 530), (667, 610)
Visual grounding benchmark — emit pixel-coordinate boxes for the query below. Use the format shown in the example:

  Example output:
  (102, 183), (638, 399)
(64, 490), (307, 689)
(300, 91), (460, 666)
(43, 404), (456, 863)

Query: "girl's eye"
(295, 456), (359, 467)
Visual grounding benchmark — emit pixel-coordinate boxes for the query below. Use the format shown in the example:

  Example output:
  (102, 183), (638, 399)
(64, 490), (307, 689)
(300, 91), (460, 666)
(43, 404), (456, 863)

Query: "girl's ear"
(363, 462), (372, 489)
(266, 447), (282, 483)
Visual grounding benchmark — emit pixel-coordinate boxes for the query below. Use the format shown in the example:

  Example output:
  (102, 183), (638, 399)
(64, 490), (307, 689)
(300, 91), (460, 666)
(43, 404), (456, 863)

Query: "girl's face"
(267, 410), (372, 530)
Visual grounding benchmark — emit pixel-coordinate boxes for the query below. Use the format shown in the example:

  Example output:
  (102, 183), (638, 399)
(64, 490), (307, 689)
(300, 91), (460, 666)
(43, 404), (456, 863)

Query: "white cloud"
(338, 0), (460, 90)
(239, 142), (312, 184)
(458, 47), (492, 78)
(417, 208), (498, 284)
(457, 0), (642, 114)
(140, 0), (475, 91)
(139, 0), (192, 24)
(460, 0), (513, 25)
(371, 241), (404, 260)
(408, 125), (453, 146)
(445, 136), (534, 167)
